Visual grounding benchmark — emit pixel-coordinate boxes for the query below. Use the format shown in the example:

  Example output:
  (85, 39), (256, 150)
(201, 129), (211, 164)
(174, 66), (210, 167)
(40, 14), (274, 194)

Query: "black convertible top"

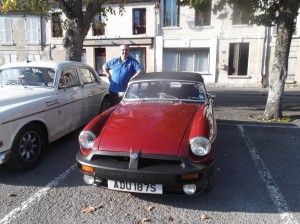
(131, 72), (205, 83)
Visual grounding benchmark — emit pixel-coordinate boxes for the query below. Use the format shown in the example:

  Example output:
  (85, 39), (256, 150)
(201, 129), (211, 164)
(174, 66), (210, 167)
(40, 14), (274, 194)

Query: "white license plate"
(107, 180), (162, 194)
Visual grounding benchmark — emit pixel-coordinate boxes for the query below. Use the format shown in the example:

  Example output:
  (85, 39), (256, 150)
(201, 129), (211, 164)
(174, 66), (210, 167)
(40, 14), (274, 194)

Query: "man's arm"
(102, 64), (111, 81)
(131, 69), (144, 80)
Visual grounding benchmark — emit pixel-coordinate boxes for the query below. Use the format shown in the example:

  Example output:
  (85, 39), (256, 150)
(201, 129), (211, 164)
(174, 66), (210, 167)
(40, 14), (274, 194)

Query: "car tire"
(6, 123), (46, 171)
(100, 97), (110, 113)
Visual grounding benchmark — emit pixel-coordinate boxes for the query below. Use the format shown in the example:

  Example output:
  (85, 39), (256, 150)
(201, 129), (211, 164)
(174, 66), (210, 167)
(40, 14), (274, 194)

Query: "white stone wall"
(1, 1), (299, 87)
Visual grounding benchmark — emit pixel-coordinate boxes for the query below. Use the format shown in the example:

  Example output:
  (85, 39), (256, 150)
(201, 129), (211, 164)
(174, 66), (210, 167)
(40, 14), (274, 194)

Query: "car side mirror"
(208, 93), (216, 99)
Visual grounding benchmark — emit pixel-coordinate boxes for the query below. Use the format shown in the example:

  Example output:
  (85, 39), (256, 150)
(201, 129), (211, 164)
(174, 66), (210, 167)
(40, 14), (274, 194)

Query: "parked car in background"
(77, 72), (217, 195)
(0, 61), (110, 171)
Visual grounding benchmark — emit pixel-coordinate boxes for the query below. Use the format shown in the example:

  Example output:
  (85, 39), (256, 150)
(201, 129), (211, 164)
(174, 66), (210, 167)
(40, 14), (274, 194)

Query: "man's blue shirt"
(104, 56), (143, 92)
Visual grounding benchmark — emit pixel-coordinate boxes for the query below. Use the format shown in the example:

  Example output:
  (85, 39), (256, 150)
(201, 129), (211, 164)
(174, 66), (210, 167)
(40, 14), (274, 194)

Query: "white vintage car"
(0, 61), (110, 171)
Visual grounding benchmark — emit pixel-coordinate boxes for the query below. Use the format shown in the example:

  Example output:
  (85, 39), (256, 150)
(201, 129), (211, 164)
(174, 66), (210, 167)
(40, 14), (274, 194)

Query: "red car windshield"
(124, 80), (206, 102)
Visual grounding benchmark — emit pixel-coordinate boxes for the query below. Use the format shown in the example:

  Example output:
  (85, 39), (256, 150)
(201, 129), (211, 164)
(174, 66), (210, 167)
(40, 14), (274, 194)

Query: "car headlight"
(189, 137), (211, 156)
(79, 131), (96, 149)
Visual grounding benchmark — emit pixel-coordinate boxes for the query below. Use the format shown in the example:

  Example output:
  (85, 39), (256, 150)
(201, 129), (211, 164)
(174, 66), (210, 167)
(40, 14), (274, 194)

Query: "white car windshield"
(0, 67), (55, 87)
(124, 80), (207, 102)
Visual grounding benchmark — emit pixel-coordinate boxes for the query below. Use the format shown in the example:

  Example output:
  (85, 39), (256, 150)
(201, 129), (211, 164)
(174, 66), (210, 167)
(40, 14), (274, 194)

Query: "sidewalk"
(206, 86), (300, 96)
(207, 86), (300, 127)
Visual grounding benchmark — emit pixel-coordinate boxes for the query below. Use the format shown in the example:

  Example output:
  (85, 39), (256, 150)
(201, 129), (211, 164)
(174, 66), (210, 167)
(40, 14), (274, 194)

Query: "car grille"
(91, 153), (184, 172)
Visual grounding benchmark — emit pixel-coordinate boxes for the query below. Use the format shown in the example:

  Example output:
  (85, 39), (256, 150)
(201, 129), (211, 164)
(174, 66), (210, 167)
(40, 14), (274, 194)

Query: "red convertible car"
(76, 72), (217, 195)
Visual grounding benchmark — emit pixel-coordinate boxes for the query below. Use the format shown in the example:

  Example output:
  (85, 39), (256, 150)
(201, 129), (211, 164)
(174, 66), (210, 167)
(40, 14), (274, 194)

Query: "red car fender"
(179, 104), (214, 163)
(79, 105), (120, 155)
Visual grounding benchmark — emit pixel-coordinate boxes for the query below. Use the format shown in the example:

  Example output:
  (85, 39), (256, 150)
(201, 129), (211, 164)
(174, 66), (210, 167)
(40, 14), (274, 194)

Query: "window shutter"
(0, 17), (12, 43)
(25, 16), (40, 44)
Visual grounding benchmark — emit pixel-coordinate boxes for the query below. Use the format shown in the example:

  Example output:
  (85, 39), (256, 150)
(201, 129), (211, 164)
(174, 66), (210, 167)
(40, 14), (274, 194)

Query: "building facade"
(0, 0), (299, 87)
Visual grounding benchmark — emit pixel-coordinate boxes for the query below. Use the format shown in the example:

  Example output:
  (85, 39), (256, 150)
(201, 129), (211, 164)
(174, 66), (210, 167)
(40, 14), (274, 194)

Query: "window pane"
(164, 50), (177, 71)
(180, 51), (194, 71)
(93, 13), (105, 36)
(228, 43), (249, 76)
(130, 48), (146, 69)
(164, 0), (179, 27)
(133, 9), (146, 35)
(194, 50), (209, 72)
(52, 13), (62, 37)
(232, 6), (249, 25)
(195, 1), (211, 26)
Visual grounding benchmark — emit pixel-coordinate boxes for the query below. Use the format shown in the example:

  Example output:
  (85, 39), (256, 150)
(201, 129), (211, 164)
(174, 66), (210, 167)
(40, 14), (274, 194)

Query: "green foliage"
(251, 114), (294, 123)
(178, 0), (282, 27)
(1, 0), (51, 15)
(262, 116), (293, 123)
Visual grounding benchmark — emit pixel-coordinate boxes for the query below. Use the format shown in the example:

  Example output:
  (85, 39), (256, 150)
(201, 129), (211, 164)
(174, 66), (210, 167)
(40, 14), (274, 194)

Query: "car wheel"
(6, 123), (46, 171)
(100, 97), (110, 113)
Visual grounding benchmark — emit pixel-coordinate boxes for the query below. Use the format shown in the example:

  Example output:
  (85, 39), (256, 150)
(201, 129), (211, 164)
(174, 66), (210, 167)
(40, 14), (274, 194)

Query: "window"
(60, 68), (80, 88)
(133, 8), (146, 35)
(195, 1), (211, 26)
(287, 57), (296, 82)
(25, 16), (40, 44)
(130, 48), (146, 70)
(271, 16), (298, 36)
(79, 68), (97, 84)
(92, 13), (105, 36)
(232, 5), (250, 25)
(163, 49), (209, 72)
(27, 54), (41, 62)
(0, 16), (12, 44)
(52, 13), (62, 37)
(164, 0), (179, 27)
(228, 43), (249, 76)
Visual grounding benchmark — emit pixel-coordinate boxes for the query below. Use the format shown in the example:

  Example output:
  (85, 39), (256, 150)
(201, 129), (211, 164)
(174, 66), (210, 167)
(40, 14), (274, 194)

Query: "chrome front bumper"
(0, 150), (11, 165)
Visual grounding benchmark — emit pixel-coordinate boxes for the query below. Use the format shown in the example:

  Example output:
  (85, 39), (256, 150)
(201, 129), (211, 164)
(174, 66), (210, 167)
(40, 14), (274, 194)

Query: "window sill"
(162, 27), (181, 30)
(194, 25), (213, 29)
(232, 24), (252, 27)
(285, 80), (296, 84)
(0, 43), (14, 46)
(228, 75), (251, 79)
(27, 43), (41, 46)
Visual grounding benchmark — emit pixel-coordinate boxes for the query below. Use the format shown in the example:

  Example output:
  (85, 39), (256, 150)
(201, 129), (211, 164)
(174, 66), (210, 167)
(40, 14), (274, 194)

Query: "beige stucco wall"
(1, 1), (299, 87)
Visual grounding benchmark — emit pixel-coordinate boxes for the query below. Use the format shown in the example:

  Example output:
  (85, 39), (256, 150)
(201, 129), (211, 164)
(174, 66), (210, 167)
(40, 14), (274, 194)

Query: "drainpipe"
(153, 1), (160, 72)
(261, 27), (269, 88)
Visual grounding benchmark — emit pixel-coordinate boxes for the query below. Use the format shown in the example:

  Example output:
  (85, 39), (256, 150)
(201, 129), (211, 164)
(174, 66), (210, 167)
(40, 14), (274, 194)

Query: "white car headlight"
(189, 137), (211, 156)
(79, 131), (96, 149)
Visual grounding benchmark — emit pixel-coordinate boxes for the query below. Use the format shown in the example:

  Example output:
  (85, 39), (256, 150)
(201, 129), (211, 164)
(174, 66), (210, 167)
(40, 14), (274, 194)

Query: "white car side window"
(59, 68), (80, 88)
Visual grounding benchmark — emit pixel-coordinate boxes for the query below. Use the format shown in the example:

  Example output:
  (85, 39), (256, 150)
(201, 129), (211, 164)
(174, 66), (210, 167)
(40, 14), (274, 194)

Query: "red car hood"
(98, 103), (203, 156)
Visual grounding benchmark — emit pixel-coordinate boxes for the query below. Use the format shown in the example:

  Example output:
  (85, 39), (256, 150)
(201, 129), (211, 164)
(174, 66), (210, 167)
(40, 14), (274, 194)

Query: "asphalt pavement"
(0, 86), (299, 224)
(206, 86), (300, 126)
(207, 86), (300, 224)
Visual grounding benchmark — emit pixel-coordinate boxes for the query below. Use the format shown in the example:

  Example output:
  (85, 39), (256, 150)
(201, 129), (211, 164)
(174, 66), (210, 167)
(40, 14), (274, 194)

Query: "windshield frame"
(123, 79), (208, 103)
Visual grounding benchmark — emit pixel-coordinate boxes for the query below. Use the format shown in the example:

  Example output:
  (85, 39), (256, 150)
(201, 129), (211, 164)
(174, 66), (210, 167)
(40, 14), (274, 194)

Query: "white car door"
(78, 67), (107, 119)
(56, 68), (87, 135)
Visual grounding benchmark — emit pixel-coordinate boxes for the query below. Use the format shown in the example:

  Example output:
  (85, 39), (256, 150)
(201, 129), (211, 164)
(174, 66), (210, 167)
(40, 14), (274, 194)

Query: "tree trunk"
(263, 0), (299, 119)
(56, 0), (104, 61)
(62, 24), (85, 61)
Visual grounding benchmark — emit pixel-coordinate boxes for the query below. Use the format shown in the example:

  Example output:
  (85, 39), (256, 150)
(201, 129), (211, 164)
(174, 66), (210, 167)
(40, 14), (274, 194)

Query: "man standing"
(102, 44), (144, 106)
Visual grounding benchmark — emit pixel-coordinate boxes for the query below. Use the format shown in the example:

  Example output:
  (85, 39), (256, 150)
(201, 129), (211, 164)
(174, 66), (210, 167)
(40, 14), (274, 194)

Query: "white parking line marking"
(238, 125), (298, 224)
(218, 122), (300, 129)
(0, 164), (76, 224)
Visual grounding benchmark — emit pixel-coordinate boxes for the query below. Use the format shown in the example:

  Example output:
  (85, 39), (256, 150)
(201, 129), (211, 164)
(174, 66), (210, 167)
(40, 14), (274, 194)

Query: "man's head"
(119, 44), (130, 61)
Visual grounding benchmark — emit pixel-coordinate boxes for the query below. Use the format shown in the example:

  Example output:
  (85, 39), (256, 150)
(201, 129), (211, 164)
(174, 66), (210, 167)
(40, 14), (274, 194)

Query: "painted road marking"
(238, 125), (298, 224)
(0, 164), (76, 224)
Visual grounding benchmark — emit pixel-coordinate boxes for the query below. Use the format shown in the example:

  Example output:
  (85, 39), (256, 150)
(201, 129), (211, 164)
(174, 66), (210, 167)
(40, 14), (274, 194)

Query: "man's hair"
(120, 44), (129, 49)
